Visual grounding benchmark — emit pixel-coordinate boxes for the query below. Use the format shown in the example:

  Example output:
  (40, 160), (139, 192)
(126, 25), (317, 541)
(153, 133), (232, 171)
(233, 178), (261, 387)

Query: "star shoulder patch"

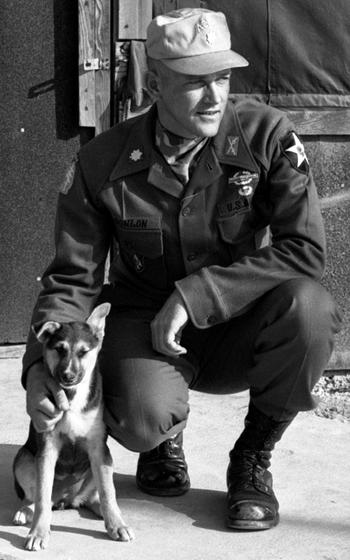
(281, 132), (309, 175)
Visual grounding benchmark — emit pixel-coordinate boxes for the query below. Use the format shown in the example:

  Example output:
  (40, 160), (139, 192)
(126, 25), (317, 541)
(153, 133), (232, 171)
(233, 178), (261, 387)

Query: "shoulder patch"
(281, 132), (309, 175)
(59, 157), (77, 194)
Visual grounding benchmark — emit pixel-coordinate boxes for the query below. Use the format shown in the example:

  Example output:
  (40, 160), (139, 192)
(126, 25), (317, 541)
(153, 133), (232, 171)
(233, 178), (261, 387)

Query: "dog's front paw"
(25, 526), (51, 551)
(106, 521), (135, 542)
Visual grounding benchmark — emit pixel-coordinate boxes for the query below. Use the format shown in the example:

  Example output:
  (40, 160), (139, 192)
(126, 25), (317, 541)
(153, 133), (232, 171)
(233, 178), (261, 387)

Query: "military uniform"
(23, 99), (340, 452)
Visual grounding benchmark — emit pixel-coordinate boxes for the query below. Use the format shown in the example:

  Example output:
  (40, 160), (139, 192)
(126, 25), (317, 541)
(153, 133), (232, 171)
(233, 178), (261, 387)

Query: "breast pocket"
(116, 216), (167, 288)
(216, 213), (256, 262)
(217, 213), (253, 244)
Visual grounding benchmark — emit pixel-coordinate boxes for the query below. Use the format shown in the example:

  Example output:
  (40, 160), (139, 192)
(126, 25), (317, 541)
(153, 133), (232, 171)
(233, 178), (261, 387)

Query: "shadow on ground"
(2, 441), (349, 555)
(1, 443), (229, 553)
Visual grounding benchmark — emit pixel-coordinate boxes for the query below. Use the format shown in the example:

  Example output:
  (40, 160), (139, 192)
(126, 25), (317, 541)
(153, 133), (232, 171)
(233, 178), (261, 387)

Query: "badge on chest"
(217, 169), (259, 218)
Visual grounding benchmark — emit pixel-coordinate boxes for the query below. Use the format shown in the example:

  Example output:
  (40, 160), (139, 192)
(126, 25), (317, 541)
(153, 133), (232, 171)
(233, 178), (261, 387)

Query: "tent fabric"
(205, 0), (350, 107)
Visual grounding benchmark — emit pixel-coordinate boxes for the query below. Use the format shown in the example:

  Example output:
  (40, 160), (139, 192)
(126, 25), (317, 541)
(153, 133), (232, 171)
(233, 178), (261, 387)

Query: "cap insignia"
(197, 15), (213, 45)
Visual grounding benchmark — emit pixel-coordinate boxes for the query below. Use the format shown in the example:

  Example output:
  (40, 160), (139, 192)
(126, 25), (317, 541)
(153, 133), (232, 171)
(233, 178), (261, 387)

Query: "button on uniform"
(207, 315), (217, 325)
(177, 161), (219, 275)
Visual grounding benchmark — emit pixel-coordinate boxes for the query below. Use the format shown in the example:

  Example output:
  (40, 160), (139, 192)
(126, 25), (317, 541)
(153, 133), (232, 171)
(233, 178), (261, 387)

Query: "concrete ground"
(1, 349), (349, 560)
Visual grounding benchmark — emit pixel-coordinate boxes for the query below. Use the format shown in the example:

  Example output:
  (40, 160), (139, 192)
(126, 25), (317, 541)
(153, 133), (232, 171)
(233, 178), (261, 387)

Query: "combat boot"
(227, 403), (295, 530)
(136, 432), (190, 496)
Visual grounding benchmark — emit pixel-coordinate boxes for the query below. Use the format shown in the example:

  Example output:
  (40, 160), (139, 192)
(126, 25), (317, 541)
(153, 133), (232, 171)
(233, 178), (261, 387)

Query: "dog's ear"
(32, 321), (61, 343)
(86, 303), (111, 339)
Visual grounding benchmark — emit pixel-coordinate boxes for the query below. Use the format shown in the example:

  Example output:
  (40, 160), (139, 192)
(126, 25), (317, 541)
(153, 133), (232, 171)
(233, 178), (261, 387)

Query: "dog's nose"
(60, 370), (77, 385)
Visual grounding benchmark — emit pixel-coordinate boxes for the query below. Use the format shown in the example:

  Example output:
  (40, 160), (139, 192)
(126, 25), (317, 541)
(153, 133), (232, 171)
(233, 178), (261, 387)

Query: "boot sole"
(136, 480), (190, 497)
(226, 513), (280, 531)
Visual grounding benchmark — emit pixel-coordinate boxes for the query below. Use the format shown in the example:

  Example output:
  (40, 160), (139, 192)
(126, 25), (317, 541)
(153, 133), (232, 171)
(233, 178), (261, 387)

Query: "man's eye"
(217, 76), (230, 84)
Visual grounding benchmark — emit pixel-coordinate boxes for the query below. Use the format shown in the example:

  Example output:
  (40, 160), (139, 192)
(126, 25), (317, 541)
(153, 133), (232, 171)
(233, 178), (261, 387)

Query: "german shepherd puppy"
(13, 303), (134, 551)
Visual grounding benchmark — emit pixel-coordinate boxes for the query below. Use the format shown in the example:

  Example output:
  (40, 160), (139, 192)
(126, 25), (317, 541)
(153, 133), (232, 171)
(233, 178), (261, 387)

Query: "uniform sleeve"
(175, 131), (326, 329)
(22, 158), (112, 384)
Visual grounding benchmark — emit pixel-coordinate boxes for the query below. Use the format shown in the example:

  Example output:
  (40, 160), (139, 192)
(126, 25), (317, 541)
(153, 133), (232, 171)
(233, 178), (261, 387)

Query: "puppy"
(13, 303), (134, 551)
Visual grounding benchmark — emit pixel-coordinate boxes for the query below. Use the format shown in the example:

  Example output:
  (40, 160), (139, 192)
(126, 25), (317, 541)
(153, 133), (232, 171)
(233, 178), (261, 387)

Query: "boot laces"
(228, 450), (272, 493)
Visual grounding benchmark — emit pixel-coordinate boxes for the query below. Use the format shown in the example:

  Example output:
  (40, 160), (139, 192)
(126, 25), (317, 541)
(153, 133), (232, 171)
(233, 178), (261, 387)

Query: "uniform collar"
(214, 101), (259, 173)
(109, 106), (157, 182)
(109, 101), (259, 183)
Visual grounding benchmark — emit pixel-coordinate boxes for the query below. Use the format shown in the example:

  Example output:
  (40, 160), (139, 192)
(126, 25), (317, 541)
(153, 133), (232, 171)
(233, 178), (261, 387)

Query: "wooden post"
(94, 0), (111, 134)
(117, 0), (152, 39)
(112, 0), (202, 125)
(79, 0), (111, 134)
(79, 0), (96, 127)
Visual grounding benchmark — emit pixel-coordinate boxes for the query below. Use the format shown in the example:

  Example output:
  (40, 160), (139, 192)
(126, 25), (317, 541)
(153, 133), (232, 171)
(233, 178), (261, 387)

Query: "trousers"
(99, 278), (341, 452)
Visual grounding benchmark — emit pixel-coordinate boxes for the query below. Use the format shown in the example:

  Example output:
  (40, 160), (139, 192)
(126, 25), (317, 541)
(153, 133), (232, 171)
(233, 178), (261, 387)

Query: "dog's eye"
(77, 349), (89, 358)
(55, 345), (66, 355)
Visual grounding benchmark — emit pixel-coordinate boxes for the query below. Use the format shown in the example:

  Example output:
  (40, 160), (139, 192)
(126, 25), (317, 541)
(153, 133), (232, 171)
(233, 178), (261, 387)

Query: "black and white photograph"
(1, 1), (349, 559)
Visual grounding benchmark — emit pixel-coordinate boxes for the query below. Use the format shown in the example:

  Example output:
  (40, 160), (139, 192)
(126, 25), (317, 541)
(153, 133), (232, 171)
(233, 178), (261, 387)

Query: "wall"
(0, 0), (91, 342)
(304, 138), (350, 370)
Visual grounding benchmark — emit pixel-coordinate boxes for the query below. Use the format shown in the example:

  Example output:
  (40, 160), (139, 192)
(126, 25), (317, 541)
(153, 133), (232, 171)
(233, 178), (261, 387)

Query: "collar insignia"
(225, 136), (239, 157)
(152, 162), (164, 174)
(129, 148), (143, 162)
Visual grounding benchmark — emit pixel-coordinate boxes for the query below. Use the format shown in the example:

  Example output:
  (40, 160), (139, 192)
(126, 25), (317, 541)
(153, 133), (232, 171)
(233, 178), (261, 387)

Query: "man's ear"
(32, 321), (61, 343)
(146, 70), (162, 100)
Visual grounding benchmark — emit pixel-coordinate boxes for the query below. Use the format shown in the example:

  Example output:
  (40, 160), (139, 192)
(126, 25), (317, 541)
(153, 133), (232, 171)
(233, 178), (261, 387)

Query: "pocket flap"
(117, 216), (163, 258)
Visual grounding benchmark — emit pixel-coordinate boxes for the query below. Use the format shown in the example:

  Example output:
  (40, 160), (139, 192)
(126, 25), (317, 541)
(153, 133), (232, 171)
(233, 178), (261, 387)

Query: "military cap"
(146, 8), (248, 75)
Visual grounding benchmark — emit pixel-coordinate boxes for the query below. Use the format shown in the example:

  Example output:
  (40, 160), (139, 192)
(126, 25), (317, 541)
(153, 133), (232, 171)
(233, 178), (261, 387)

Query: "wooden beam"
(79, 0), (96, 127)
(79, 0), (111, 134)
(326, 350), (350, 373)
(229, 95), (350, 136)
(94, 0), (111, 134)
(285, 109), (350, 135)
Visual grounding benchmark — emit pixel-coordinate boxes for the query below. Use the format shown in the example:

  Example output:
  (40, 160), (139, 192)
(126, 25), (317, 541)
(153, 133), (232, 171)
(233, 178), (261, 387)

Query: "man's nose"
(204, 83), (221, 103)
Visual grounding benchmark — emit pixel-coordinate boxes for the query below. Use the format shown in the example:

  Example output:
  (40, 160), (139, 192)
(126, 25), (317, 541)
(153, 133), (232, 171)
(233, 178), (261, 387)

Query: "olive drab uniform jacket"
(22, 99), (326, 378)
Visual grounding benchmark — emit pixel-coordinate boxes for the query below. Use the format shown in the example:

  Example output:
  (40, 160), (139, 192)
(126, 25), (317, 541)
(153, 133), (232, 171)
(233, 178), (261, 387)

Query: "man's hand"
(26, 361), (69, 432)
(151, 290), (189, 357)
